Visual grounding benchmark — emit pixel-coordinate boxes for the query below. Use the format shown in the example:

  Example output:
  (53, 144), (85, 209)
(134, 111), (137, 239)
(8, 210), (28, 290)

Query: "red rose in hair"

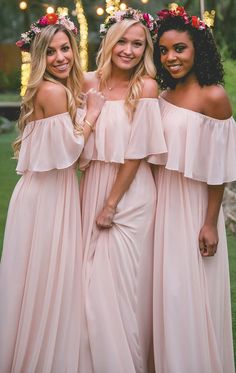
(157, 9), (171, 19)
(45, 13), (58, 25)
(176, 6), (186, 16)
(191, 15), (200, 28)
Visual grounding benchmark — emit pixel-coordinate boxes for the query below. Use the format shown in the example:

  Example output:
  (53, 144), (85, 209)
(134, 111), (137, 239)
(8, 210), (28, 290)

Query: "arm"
(82, 88), (105, 143)
(96, 77), (158, 229)
(96, 160), (141, 229)
(199, 85), (232, 256)
(82, 72), (106, 142)
(37, 81), (105, 143)
(198, 184), (225, 257)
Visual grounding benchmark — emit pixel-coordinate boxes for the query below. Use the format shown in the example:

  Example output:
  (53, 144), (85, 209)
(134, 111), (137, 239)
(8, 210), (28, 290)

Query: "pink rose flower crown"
(99, 7), (158, 42)
(16, 13), (78, 52)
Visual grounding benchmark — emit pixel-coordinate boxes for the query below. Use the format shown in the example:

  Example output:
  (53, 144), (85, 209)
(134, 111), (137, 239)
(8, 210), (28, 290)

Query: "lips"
(54, 63), (69, 72)
(119, 56), (133, 62)
(167, 64), (182, 74)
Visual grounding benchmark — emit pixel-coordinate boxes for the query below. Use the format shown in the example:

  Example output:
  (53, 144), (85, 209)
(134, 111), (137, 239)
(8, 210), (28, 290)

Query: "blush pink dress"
(0, 112), (85, 373)
(149, 97), (236, 373)
(78, 98), (167, 373)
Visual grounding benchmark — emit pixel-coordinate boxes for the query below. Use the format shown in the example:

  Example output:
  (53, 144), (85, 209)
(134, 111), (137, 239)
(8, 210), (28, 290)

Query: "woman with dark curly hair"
(149, 4), (236, 372)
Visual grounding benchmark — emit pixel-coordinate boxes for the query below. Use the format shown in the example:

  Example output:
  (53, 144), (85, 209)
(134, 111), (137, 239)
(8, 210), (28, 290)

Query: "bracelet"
(84, 118), (95, 132)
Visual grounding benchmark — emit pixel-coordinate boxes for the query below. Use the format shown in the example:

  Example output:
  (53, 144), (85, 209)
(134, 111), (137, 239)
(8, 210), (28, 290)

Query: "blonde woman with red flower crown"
(78, 8), (166, 373)
(149, 5), (236, 373)
(0, 14), (105, 373)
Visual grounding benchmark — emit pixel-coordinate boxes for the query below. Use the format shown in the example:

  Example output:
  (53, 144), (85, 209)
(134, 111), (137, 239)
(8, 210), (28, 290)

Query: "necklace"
(106, 80), (114, 91)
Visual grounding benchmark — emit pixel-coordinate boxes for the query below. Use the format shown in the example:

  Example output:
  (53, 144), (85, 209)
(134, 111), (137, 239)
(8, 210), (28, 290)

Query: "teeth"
(169, 65), (181, 72)
(55, 64), (68, 71)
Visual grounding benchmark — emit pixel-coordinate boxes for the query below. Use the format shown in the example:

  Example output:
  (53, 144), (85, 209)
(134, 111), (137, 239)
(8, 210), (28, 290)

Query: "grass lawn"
(0, 92), (20, 103)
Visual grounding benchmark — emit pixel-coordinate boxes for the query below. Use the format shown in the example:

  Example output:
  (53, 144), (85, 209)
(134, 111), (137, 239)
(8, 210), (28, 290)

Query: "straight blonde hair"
(96, 19), (156, 119)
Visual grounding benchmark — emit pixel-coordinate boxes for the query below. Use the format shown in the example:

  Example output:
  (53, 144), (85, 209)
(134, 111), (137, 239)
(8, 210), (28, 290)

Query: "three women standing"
(0, 5), (235, 373)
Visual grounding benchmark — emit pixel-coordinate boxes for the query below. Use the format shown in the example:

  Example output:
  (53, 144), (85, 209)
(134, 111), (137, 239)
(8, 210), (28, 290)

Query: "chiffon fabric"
(0, 112), (85, 373)
(149, 97), (236, 373)
(79, 98), (167, 373)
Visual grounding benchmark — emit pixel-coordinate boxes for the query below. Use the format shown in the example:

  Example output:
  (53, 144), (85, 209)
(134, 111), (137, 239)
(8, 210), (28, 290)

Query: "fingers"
(96, 221), (113, 230)
(86, 88), (106, 100)
(199, 240), (218, 257)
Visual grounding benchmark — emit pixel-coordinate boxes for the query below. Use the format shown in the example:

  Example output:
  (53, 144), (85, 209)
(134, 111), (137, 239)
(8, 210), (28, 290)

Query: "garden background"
(0, 0), (235, 365)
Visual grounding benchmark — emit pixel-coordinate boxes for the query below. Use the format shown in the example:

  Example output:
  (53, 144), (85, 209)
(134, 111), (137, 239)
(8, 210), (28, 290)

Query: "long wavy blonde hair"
(96, 19), (156, 119)
(13, 24), (83, 157)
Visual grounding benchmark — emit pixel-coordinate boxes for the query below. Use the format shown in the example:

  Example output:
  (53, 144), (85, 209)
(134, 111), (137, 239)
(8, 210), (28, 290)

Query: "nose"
(123, 43), (132, 55)
(166, 50), (177, 62)
(55, 50), (65, 62)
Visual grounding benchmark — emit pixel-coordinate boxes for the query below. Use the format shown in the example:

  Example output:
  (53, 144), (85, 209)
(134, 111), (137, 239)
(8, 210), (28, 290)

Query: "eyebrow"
(120, 37), (145, 42)
(47, 42), (69, 49)
(159, 42), (187, 47)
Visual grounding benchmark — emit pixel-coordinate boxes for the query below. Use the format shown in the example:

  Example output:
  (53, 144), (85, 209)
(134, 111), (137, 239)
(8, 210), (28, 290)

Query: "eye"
(117, 39), (125, 45)
(133, 41), (143, 48)
(46, 49), (55, 56)
(159, 47), (167, 55)
(62, 45), (70, 52)
(175, 45), (186, 53)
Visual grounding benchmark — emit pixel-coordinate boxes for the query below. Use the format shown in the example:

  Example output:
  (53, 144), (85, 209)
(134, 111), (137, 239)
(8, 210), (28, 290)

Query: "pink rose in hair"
(16, 40), (25, 48)
(38, 16), (48, 26)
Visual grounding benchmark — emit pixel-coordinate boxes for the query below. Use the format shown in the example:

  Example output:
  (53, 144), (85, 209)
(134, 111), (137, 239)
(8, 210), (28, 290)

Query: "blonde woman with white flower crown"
(78, 8), (167, 373)
(0, 14), (105, 373)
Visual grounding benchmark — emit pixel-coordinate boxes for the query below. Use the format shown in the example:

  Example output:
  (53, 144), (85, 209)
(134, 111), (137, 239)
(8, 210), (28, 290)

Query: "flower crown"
(156, 4), (207, 31)
(16, 13), (78, 52)
(100, 8), (158, 42)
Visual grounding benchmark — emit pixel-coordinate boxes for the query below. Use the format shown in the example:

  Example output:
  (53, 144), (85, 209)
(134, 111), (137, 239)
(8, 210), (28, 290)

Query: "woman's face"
(111, 23), (146, 72)
(46, 30), (74, 84)
(159, 30), (195, 79)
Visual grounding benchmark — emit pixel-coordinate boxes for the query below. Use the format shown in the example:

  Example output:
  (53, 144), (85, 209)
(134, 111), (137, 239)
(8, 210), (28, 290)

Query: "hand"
(86, 88), (106, 124)
(96, 205), (116, 229)
(198, 224), (219, 257)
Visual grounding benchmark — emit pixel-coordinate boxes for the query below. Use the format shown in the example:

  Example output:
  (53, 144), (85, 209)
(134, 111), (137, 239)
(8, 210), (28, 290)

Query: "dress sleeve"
(187, 116), (236, 184)
(125, 99), (167, 159)
(149, 114), (236, 185)
(16, 111), (85, 174)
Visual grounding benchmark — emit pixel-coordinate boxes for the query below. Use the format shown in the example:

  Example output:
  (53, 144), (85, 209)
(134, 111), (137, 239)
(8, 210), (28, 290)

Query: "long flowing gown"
(78, 98), (167, 373)
(150, 97), (236, 373)
(0, 112), (85, 373)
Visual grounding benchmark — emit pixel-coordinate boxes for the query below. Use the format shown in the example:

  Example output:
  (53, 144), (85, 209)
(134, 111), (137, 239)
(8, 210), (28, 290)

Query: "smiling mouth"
(119, 56), (133, 62)
(54, 63), (69, 71)
(168, 64), (181, 72)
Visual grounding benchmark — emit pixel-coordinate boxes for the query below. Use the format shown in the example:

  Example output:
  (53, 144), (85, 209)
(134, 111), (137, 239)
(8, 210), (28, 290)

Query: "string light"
(19, 1), (27, 10)
(46, 6), (55, 14)
(20, 51), (31, 96)
(119, 3), (127, 10)
(140, 0), (149, 3)
(75, 0), (88, 71)
(106, 0), (120, 14)
(97, 7), (104, 16)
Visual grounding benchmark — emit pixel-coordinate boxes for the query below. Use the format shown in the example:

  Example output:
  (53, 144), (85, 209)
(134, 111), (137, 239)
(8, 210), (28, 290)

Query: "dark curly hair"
(154, 16), (224, 90)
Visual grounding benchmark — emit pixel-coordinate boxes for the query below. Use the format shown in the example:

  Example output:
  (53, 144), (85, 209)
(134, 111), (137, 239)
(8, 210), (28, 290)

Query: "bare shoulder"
(141, 77), (159, 99)
(83, 71), (98, 92)
(202, 85), (232, 120)
(36, 81), (68, 117)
